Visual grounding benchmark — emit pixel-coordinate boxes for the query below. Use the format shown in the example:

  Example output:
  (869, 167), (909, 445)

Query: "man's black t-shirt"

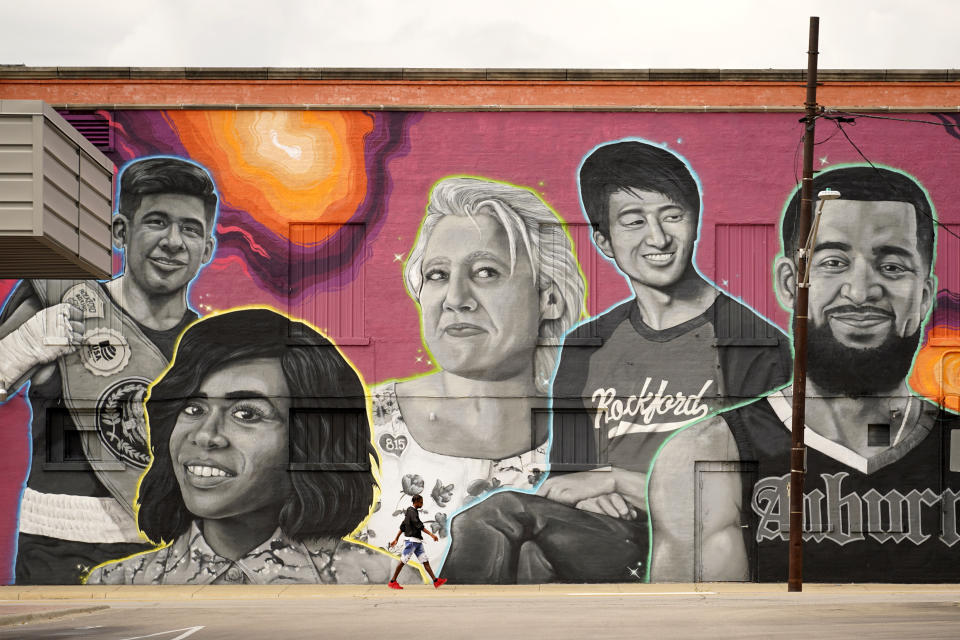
(401, 506), (425, 540)
(551, 293), (791, 474)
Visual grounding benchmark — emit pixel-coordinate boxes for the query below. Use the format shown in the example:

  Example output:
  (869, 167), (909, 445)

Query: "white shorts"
(400, 539), (429, 564)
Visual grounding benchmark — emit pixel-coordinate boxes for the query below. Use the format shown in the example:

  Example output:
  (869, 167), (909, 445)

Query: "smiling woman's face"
(418, 214), (541, 381)
(169, 357), (292, 523)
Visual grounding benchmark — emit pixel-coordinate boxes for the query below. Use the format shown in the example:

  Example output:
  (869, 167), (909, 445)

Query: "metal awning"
(0, 100), (114, 279)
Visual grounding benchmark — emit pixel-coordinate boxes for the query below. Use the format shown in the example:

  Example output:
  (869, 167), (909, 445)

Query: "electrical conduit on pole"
(788, 15), (821, 593)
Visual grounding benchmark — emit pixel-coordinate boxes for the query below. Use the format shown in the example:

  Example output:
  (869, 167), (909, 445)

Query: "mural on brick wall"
(1, 110), (959, 585)
(87, 308), (391, 585)
(644, 165), (960, 583)
(355, 177), (583, 569)
(442, 141), (792, 583)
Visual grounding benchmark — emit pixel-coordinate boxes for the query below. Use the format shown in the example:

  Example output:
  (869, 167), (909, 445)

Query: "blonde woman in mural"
(87, 308), (392, 585)
(358, 177), (585, 567)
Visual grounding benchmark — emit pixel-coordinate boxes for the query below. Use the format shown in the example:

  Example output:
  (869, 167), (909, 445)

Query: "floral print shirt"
(85, 521), (392, 585)
(356, 382), (546, 568)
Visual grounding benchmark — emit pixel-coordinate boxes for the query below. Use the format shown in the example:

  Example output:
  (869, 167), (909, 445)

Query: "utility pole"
(789, 15), (820, 593)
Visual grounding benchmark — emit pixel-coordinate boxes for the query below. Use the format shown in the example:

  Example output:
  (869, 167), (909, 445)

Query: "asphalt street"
(2, 589), (960, 639)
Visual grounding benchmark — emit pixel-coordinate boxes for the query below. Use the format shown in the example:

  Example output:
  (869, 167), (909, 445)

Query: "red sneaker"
(433, 578), (447, 589)
(388, 581), (403, 590)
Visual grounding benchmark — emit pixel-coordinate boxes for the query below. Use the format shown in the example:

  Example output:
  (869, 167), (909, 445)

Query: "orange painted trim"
(3, 79), (960, 110)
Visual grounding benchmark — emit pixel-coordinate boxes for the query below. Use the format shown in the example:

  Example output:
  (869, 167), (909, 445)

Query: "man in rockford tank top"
(0, 157), (218, 583)
(648, 165), (960, 583)
(541, 139), (791, 514)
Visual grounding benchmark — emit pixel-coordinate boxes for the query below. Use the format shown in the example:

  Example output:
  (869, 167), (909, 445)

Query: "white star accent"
(819, 156), (829, 165)
(416, 356), (423, 363)
(722, 279), (729, 286)
(393, 253), (405, 262)
(676, 138), (683, 144)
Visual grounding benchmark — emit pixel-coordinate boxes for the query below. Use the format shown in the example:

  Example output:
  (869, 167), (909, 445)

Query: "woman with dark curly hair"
(86, 307), (391, 584)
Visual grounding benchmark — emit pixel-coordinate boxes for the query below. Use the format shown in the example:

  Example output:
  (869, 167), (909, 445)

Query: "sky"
(1, 0), (958, 69)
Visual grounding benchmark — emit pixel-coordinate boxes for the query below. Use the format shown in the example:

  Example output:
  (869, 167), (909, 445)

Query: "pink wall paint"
(4, 109), (960, 583)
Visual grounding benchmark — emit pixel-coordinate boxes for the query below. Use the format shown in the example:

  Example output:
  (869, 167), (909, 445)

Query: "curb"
(4, 584), (960, 602)
(0, 605), (109, 628)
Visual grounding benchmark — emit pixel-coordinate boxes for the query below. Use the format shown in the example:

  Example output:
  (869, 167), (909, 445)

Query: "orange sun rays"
(166, 111), (374, 242)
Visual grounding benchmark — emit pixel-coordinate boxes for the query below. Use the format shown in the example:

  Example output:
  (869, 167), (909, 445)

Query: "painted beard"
(806, 321), (922, 396)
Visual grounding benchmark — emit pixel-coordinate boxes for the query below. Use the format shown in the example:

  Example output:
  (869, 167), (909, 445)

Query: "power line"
(824, 109), (960, 129)
(831, 118), (960, 243)
(793, 114), (835, 192)
(814, 127), (842, 146)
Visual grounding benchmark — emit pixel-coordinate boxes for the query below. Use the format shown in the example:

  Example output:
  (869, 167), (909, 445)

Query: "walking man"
(388, 494), (447, 589)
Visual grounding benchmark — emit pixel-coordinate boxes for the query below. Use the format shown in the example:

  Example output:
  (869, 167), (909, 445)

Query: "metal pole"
(788, 15), (820, 593)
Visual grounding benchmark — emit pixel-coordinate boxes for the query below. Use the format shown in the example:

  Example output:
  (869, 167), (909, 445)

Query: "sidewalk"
(3, 582), (960, 601)
(2, 583), (959, 628)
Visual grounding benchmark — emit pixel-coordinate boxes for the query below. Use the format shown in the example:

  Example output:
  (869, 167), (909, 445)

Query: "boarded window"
(549, 408), (603, 471)
(939, 358), (960, 414)
(950, 428), (960, 473)
(43, 407), (123, 471)
(932, 223), (960, 344)
(714, 223), (780, 341)
(288, 408), (370, 471)
(868, 423), (891, 447)
(288, 223), (366, 343)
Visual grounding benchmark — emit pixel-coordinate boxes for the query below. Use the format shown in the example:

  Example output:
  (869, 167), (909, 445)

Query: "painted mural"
(88, 307), (389, 585)
(644, 165), (957, 583)
(355, 176), (582, 572)
(442, 141), (792, 583)
(1, 110), (959, 585)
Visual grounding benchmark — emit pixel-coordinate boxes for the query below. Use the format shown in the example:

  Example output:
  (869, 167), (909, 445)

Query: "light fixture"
(801, 189), (843, 286)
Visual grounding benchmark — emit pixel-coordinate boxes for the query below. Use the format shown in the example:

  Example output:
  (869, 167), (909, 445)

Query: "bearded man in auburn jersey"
(648, 165), (960, 583)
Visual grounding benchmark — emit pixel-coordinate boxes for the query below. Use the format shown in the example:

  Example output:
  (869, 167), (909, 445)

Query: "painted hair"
(136, 308), (376, 545)
(579, 140), (701, 241)
(781, 165), (936, 272)
(403, 177), (586, 392)
(118, 157), (219, 229)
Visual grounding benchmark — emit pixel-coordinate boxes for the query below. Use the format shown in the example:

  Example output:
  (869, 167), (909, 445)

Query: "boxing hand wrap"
(0, 303), (82, 396)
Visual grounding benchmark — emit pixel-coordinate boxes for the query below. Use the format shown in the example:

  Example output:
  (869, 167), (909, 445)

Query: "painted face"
(169, 357), (292, 522)
(419, 214), (541, 381)
(807, 200), (933, 350)
(123, 193), (213, 296)
(595, 189), (698, 291)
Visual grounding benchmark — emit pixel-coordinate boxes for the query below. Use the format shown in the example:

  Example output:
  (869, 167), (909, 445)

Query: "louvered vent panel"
(59, 112), (114, 152)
